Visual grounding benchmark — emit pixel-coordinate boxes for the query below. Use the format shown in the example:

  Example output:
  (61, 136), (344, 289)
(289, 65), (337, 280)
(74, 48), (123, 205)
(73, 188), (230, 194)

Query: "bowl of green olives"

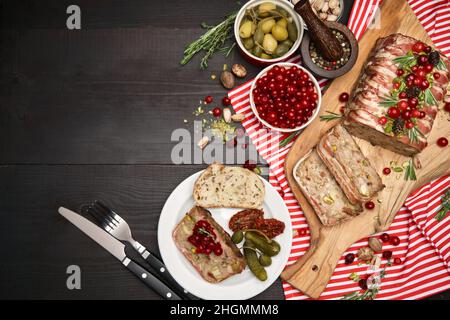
(235, 0), (304, 65)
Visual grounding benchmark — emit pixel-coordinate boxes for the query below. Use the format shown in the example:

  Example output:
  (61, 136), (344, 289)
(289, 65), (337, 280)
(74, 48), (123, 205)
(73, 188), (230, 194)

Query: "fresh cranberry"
(416, 69), (426, 79)
(401, 110), (412, 120)
(344, 253), (355, 264)
(437, 137), (448, 147)
(411, 109), (421, 118)
(397, 100), (409, 111)
(390, 236), (400, 246)
(382, 250), (393, 259)
(424, 45), (432, 53)
(393, 82), (401, 89)
(405, 121), (414, 129)
(408, 97), (418, 108)
(396, 69), (405, 76)
(358, 278), (368, 290)
(424, 63), (434, 73)
(420, 80), (430, 90)
(378, 116), (388, 125)
(383, 167), (391, 175)
(394, 257), (402, 265)
(365, 201), (375, 210)
(419, 111), (426, 119)
(418, 55), (429, 65)
(380, 233), (390, 243)
(399, 92), (407, 99)
(412, 42), (425, 53)
(212, 107), (221, 117)
(205, 96), (213, 104)
(388, 107), (400, 119)
(411, 66), (418, 73)
(445, 103), (450, 112)
(213, 246), (223, 256)
(433, 72), (441, 80)
(339, 92), (350, 102)
(414, 78), (421, 86)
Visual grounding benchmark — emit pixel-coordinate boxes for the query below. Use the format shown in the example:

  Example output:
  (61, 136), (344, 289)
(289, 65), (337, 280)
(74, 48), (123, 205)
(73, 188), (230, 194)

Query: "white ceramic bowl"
(234, 0), (304, 66)
(249, 62), (322, 133)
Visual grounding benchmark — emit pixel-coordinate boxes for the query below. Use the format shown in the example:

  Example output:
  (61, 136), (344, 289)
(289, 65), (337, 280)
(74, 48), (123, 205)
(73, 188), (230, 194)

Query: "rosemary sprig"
(436, 59), (447, 71)
(181, 12), (237, 69)
(379, 95), (399, 108)
(404, 158), (417, 181)
(393, 51), (417, 70)
(320, 111), (343, 122)
(424, 88), (438, 106)
(279, 131), (299, 147)
(407, 126), (424, 144)
(435, 189), (450, 221)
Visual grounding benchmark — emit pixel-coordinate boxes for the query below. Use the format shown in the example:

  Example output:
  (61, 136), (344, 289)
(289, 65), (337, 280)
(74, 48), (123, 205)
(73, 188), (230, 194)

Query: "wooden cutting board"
(281, 0), (450, 299)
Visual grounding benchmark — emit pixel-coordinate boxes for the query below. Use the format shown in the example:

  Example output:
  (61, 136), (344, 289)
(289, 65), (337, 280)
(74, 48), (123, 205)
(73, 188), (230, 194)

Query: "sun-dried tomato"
(254, 218), (285, 239)
(229, 209), (263, 232)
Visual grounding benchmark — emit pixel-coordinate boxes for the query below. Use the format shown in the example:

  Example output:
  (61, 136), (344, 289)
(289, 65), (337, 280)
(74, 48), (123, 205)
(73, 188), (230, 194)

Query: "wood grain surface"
(281, 0), (450, 298)
(0, 0), (447, 300)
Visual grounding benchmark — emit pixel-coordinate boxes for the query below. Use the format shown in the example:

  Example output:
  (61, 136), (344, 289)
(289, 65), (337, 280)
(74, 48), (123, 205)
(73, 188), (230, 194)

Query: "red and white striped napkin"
(228, 0), (450, 299)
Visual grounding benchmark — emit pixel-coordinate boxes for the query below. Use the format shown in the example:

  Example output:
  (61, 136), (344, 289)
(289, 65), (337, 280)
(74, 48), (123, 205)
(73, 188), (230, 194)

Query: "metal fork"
(85, 200), (198, 300)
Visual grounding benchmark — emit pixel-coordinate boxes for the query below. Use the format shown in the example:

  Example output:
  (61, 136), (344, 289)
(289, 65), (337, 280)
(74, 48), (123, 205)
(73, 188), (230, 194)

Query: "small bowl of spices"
(300, 21), (358, 79)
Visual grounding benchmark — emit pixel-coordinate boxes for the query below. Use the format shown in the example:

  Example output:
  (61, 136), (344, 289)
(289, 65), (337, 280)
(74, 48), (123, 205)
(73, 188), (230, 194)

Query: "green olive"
(276, 18), (288, 28)
(244, 241), (268, 281)
(231, 230), (244, 244)
(239, 20), (254, 39)
(243, 38), (255, 50)
(252, 46), (263, 57)
(259, 254), (272, 267)
(260, 53), (272, 59)
(262, 34), (278, 53)
(245, 231), (281, 257)
(281, 39), (294, 48)
(274, 43), (290, 57)
(259, 2), (276, 17)
(271, 25), (288, 41)
(260, 18), (276, 34)
(253, 27), (264, 45)
(287, 22), (298, 42)
(276, 6), (289, 17)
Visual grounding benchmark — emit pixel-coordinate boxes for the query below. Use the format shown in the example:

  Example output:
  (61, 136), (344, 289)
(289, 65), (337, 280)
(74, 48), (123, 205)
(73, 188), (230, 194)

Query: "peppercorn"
(392, 118), (405, 135)
(428, 51), (440, 66)
(406, 86), (421, 98)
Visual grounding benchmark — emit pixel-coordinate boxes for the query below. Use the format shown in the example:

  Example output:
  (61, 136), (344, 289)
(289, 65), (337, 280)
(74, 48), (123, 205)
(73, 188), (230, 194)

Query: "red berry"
(212, 107), (221, 117)
(418, 55), (429, 65)
(437, 137), (448, 147)
(445, 103), (450, 112)
(399, 92), (407, 99)
(417, 69), (426, 78)
(344, 253), (355, 264)
(396, 69), (405, 76)
(388, 107), (400, 119)
(408, 97), (418, 108)
(380, 233), (390, 243)
(222, 96), (231, 106)
(405, 121), (414, 129)
(393, 82), (401, 89)
(401, 110), (412, 120)
(424, 45), (432, 53)
(412, 42), (425, 53)
(411, 109), (421, 118)
(433, 72), (441, 80)
(397, 100), (408, 111)
(339, 92), (349, 102)
(383, 167), (391, 175)
(420, 80), (430, 90)
(390, 236), (400, 246)
(419, 111), (426, 119)
(204, 95), (213, 104)
(213, 246), (223, 256)
(394, 257), (402, 265)
(382, 250), (393, 259)
(378, 116), (388, 125)
(424, 63), (434, 73)
(365, 201), (375, 210)
(358, 278), (368, 290)
(411, 66), (418, 73)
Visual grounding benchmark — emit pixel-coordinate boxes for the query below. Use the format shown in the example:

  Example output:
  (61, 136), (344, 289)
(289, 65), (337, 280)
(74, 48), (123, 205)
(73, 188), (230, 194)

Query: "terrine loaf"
(344, 33), (450, 156)
(172, 206), (246, 283)
(294, 150), (363, 227)
(194, 162), (265, 209)
(317, 125), (384, 203)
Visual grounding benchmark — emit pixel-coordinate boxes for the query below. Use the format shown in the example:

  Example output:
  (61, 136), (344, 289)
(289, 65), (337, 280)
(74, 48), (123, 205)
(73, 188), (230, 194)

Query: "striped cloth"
(228, 0), (450, 299)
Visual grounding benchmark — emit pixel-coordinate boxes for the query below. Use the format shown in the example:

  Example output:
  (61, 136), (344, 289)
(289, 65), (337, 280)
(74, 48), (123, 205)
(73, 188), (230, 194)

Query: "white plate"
(157, 170), (292, 300)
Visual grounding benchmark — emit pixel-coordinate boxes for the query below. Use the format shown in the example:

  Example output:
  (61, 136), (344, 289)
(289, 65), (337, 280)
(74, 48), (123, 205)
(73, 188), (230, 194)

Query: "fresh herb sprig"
(435, 189), (450, 221)
(181, 12), (237, 69)
(407, 126), (424, 144)
(404, 158), (417, 181)
(279, 131), (299, 147)
(320, 111), (343, 122)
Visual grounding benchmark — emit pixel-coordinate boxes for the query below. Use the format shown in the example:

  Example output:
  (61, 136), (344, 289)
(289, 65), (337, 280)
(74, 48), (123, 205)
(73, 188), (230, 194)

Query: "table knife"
(58, 207), (181, 300)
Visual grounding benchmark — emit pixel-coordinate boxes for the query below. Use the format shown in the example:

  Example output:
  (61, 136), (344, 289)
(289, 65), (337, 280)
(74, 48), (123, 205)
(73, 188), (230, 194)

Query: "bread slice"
(193, 163), (265, 209)
(317, 125), (384, 204)
(294, 150), (363, 227)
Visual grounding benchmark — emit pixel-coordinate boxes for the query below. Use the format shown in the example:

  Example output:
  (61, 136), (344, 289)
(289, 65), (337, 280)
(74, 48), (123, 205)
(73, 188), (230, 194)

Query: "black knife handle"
(122, 257), (182, 300)
(143, 250), (200, 300)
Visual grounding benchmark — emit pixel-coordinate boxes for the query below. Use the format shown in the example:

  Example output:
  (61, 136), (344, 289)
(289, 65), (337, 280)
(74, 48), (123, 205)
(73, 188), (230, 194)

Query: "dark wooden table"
(0, 0), (448, 300)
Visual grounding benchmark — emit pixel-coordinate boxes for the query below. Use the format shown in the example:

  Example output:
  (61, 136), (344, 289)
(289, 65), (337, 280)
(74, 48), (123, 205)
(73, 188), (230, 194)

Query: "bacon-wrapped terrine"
(317, 125), (384, 204)
(344, 34), (450, 156)
(294, 149), (363, 227)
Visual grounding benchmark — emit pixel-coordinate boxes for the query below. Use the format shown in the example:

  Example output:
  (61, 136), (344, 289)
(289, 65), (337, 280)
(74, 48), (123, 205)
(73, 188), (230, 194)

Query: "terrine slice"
(294, 150), (363, 227)
(317, 125), (384, 204)
(172, 206), (246, 283)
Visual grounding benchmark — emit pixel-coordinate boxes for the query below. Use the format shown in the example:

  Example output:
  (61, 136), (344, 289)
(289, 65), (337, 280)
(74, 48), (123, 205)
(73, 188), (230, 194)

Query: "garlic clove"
(223, 108), (232, 123)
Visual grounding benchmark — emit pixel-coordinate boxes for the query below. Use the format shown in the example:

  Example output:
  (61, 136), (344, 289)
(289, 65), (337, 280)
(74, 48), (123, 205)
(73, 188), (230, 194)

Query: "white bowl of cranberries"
(250, 63), (322, 133)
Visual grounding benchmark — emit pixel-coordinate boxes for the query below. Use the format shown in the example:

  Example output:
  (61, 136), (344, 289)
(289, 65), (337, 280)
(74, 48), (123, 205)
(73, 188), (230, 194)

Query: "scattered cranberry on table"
(393, 257), (402, 265)
(380, 233), (390, 243)
(390, 236), (400, 246)
(365, 201), (375, 210)
(437, 137), (448, 148)
(344, 253), (355, 264)
(204, 95), (213, 104)
(383, 167), (391, 175)
(382, 250), (393, 260)
(339, 92), (349, 102)
(212, 107), (222, 117)
(445, 102), (450, 113)
(358, 278), (368, 290)
(222, 96), (231, 106)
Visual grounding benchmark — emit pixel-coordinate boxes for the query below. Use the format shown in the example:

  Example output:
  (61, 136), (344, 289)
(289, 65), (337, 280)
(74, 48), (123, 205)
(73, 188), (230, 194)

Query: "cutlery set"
(58, 201), (198, 300)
